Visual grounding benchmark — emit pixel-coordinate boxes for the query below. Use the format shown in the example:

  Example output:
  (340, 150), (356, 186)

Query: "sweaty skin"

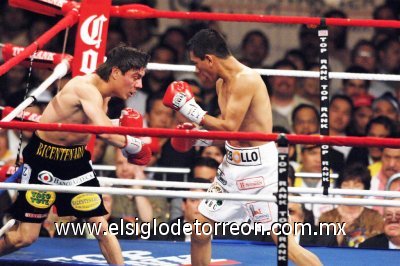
(191, 51), (272, 148)
(189, 51), (322, 266)
(38, 68), (145, 147)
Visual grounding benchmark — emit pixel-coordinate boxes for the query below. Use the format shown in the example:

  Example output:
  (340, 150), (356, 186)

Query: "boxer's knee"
(8, 232), (38, 249)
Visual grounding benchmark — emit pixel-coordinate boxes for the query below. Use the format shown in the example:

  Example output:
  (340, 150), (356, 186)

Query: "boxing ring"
(1, 0), (400, 265)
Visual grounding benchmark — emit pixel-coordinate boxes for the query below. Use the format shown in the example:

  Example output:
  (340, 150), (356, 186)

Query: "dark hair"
(241, 30), (270, 51)
(373, 4), (396, 20)
(159, 26), (189, 46)
(340, 163), (371, 190)
(376, 37), (400, 53)
(193, 156), (219, 170)
(342, 65), (370, 88)
(323, 9), (348, 49)
(350, 39), (376, 62)
(366, 115), (397, 138)
(330, 94), (354, 110)
(145, 92), (165, 114)
(291, 103), (319, 125)
(149, 44), (178, 64)
(284, 49), (307, 69)
(187, 29), (231, 60)
(95, 44), (150, 81)
(271, 59), (297, 70)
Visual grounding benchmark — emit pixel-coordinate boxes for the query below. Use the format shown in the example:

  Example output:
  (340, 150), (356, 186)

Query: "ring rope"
(1, 61), (71, 122)
(1, 182), (399, 207)
(1, 121), (399, 148)
(111, 4), (400, 28)
(97, 177), (400, 199)
(148, 63), (400, 82)
(0, 10), (78, 77)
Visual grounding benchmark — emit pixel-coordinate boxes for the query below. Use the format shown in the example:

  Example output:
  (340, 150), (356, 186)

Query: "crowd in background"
(0, 0), (400, 249)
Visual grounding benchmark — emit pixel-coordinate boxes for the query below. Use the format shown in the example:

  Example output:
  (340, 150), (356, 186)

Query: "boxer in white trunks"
(163, 29), (322, 266)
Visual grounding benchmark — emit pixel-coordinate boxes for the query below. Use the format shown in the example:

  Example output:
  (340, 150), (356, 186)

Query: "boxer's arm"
(202, 77), (255, 132)
(77, 85), (126, 148)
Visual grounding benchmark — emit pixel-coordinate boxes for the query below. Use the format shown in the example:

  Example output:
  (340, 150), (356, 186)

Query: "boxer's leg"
(86, 216), (124, 265)
(0, 221), (41, 256)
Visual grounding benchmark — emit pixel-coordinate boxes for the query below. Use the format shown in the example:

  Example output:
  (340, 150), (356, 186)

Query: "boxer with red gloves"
(119, 108), (151, 166)
(163, 81), (207, 125)
(0, 45), (151, 264)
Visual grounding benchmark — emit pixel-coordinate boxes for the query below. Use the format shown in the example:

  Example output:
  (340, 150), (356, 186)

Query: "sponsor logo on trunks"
(71, 193), (101, 211)
(21, 164), (32, 184)
(26, 190), (56, 209)
(36, 142), (85, 161)
(38, 171), (95, 186)
(245, 202), (272, 223)
(226, 148), (261, 166)
(236, 176), (265, 190)
(216, 168), (227, 185)
(25, 213), (48, 219)
(204, 182), (224, 212)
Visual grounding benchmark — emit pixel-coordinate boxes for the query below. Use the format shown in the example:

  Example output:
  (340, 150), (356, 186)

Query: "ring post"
(277, 133), (289, 266)
(318, 18), (331, 196)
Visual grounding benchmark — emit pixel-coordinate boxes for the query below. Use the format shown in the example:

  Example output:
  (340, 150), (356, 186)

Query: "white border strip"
(148, 63), (400, 81)
(97, 177), (400, 198)
(1, 182), (400, 207)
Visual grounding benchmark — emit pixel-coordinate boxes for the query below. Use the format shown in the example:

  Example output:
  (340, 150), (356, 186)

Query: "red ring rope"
(0, 121), (399, 148)
(0, 10), (78, 77)
(111, 4), (400, 28)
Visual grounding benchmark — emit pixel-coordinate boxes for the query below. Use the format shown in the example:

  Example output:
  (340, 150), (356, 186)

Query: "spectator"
(289, 196), (337, 247)
(106, 19), (127, 53)
(111, 149), (154, 226)
(329, 95), (353, 159)
(192, 157), (219, 182)
(291, 104), (319, 135)
(341, 66), (371, 99)
(372, 4), (398, 36)
(150, 178), (211, 241)
(350, 39), (377, 73)
(284, 49), (307, 71)
(319, 164), (383, 247)
(294, 145), (335, 222)
(144, 93), (175, 166)
(347, 94), (374, 137)
(371, 92), (399, 123)
(120, 17), (158, 52)
(270, 59), (310, 122)
(359, 202), (400, 249)
(324, 9), (350, 68)
(300, 63), (321, 107)
(159, 27), (189, 64)
(348, 116), (396, 171)
(370, 37), (400, 98)
(239, 30), (270, 68)
(200, 146), (225, 164)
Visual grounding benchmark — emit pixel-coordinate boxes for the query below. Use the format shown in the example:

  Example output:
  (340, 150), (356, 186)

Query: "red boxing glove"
(0, 165), (18, 182)
(171, 123), (197, 152)
(126, 143), (152, 166)
(171, 123), (213, 152)
(119, 108), (143, 128)
(163, 81), (206, 124)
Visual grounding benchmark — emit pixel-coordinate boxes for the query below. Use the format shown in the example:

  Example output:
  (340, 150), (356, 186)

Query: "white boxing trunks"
(198, 141), (278, 231)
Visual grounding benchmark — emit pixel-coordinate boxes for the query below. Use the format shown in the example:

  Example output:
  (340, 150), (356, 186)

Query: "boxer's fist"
(126, 143), (152, 166)
(119, 108), (143, 128)
(163, 81), (206, 125)
(171, 123), (197, 152)
(122, 136), (151, 165)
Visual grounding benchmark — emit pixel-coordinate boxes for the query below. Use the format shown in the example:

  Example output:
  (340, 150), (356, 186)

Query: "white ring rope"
(96, 177), (400, 198)
(1, 182), (399, 207)
(1, 60), (70, 122)
(91, 164), (337, 179)
(148, 63), (400, 81)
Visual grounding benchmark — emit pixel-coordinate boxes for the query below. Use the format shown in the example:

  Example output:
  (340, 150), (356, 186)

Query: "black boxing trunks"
(9, 133), (107, 223)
